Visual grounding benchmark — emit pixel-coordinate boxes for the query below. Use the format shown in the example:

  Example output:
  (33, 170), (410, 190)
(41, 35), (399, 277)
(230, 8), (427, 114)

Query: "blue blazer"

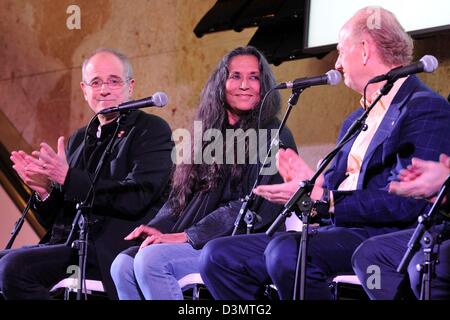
(323, 75), (450, 237)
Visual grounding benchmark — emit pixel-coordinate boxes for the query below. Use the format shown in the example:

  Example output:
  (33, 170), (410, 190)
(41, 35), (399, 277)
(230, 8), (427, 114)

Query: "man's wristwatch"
(311, 188), (330, 218)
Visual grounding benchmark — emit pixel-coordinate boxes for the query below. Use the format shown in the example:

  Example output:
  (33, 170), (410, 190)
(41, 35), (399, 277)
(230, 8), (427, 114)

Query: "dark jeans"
(352, 227), (450, 299)
(199, 226), (369, 300)
(0, 243), (100, 300)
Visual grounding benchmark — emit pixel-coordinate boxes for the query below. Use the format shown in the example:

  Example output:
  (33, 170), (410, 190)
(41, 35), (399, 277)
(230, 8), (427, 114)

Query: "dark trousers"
(0, 244), (100, 300)
(352, 227), (450, 299)
(199, 226), (369, 300)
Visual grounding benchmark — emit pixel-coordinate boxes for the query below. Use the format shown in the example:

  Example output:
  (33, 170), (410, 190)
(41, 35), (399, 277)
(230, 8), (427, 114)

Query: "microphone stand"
(64, 113), (126, 300)
(4, 193), (35, 250)
(231, 88), (303, 236)
(266, 80), (395, 300)
(397, 175), (450, 300)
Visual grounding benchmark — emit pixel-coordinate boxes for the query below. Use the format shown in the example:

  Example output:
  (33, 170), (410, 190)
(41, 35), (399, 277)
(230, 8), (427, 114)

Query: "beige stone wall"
(0, 186), (39, 248)
(0, 0), (449, 161)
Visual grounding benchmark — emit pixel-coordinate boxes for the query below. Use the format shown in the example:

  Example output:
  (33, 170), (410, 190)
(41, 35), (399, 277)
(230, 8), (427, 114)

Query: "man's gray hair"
(350, 6), (413, 66)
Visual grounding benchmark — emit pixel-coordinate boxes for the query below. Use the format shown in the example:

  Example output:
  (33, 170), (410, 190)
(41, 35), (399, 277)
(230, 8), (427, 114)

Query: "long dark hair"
(170, 46), (281, 216)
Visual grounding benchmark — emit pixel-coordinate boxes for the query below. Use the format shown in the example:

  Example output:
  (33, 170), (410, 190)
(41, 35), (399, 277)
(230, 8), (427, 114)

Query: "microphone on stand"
(368, 55), (438, 84)
(273, 69), (342, 90)
(98, 91), (168, 115)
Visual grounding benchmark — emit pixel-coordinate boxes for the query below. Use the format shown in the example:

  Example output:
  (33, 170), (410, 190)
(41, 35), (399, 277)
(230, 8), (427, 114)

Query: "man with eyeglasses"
(0, 48), (174, 300)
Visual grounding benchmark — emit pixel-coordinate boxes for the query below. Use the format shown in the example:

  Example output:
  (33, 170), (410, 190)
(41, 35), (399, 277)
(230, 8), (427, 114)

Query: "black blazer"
(33, 110), (174, 299)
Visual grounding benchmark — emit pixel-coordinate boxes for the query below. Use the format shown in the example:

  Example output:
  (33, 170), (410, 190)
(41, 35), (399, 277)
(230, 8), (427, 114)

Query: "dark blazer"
(324, 75), (450, 236)
(33, 110), (174, 299)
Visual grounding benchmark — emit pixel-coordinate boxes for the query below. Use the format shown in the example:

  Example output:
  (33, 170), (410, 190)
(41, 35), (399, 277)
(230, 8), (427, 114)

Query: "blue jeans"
(110, 243), (201, 300)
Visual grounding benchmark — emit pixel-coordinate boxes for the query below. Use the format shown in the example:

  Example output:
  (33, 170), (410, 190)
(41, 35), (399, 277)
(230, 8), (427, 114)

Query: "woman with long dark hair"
(110, 46), (297, 299)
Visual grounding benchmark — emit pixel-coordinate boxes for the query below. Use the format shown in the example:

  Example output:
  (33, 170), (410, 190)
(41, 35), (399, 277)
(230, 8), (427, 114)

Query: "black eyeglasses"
(85, 77), (130, 90)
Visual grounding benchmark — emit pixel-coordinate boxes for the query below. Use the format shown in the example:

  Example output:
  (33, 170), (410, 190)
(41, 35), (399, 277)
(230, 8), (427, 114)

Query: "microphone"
(98, 92), (168, 115)
(274, 69), (342, 90)
(368, 55), (438, 84)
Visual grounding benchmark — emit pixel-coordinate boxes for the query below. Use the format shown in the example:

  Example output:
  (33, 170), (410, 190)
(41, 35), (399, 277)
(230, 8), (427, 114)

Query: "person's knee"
(0, 251), (26, 292)
(110, 253), (134, 282)
(351, 238), (378, 274)
(199, 239), (227, 278)
(265, 234), (297, 279)
(133, 246), (168, 277)
(265, 237), (285, 270)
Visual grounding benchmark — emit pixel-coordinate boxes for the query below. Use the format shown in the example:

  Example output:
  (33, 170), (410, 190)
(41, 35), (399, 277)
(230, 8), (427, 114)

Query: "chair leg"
(64, 288), (70, 300)
(333, 282), (339, 300)
(192, 284), (200, 300)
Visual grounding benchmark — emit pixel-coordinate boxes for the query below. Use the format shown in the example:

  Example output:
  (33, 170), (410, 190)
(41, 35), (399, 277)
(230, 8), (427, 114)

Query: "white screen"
(306, 0), (450, 50)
